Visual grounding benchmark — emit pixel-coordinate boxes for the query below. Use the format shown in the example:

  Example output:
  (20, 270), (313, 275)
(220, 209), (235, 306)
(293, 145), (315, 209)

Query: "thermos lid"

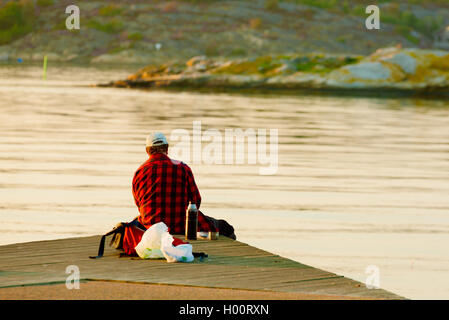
(188, 202), (197, 211)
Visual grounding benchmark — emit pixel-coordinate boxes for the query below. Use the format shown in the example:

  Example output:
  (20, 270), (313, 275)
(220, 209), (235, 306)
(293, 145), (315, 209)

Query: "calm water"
(1, 64), (449, 299)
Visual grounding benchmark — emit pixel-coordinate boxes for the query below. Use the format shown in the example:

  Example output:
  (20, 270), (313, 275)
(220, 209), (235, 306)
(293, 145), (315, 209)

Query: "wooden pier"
(0, 235), (404, 299)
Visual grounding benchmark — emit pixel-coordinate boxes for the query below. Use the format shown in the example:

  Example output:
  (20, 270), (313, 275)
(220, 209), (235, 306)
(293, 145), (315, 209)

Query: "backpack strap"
(128, 218), (146, 232)
(89, 228), (119, 259)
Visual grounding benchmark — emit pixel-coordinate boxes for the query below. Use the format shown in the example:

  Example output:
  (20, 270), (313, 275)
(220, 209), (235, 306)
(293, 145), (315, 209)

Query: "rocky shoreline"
(99, 47), (449, 94)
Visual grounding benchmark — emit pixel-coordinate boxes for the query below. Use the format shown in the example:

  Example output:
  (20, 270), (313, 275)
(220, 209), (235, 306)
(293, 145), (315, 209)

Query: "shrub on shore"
(86, 19), (125, 34)
(98, 4), (123, 17)
(0, 0), (35, 45)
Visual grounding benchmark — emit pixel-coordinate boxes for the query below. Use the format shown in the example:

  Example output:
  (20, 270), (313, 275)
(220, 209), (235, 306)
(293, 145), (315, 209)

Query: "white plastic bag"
(161, 233), (194, 263)
(134, 222), (168, 259)
(135, 221), (194, 263)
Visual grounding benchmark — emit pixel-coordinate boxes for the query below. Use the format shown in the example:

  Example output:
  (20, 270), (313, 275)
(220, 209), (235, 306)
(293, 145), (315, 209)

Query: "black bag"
(203, 214), (237, 240)
(89, 220), (145, 259)
(109, 222), (127, 250)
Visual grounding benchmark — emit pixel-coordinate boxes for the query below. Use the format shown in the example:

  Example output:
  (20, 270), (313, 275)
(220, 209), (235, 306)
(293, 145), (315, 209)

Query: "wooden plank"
(0, 235), (405, 299)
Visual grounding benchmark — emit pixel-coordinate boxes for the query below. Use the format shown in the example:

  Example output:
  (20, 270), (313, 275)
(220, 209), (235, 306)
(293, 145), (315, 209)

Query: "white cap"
(146, 132), (168, 147)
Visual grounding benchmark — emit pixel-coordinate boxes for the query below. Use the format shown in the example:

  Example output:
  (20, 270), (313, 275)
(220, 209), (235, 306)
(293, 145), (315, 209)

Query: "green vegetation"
(291, 55), (360, 74)
(98, 4), (123, 17)
(286, 0), (339, 10)
(0, 0), (35, 45)
(52, 19), (67, 31)
(287, 0), (449, 9)
(86, 19), (124, 34)
(230, 48), (247, 57)
(108, 46), (126, 54)
(382, 5), (445, 38)
(127, 32), (143, 41)
(265, 0), (279, 11)
(174, 0), (217, 2)
(394, 25), (419, 44)
(286, 0), (446, 39)
(337, 36), (347, 44)
(36, 0), (54, 7)
(0, 0), (447, 63)
(211, 54), (361, 76)
(405, 33), (420, 45)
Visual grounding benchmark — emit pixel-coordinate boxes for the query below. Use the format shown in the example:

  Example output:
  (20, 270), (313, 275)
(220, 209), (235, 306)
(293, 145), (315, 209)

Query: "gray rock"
(382, 52), (417, 74)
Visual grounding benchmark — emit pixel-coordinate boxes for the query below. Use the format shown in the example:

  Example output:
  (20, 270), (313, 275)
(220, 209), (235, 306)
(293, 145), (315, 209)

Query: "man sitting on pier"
(132, 132), (236, 239)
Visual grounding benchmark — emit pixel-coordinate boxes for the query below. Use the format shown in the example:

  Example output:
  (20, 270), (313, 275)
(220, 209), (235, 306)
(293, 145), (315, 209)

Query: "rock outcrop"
(101, 47), (449, 93)
(326, 47), (449, 90)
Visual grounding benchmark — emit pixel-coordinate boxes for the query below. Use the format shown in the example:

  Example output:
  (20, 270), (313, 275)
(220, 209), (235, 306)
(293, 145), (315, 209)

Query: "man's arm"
(185, 164), (201, 209)
(132, 169), (141, 208)
(183, 164), (218, 232)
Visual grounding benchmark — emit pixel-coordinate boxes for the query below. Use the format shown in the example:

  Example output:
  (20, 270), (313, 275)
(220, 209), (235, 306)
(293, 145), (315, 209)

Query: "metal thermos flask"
(185, 202), (198, 240)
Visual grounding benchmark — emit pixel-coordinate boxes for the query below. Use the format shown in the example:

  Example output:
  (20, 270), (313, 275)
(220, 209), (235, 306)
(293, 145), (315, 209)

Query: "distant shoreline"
(96, 80), (449, 99)
(97, 47), (449, 98)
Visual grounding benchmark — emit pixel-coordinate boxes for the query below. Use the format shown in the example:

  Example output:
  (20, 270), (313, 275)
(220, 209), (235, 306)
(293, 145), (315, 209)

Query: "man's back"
(132, 153), (217, 234)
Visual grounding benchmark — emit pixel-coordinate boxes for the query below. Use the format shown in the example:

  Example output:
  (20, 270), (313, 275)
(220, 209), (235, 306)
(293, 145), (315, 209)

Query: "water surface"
(1, 63), (449, 299)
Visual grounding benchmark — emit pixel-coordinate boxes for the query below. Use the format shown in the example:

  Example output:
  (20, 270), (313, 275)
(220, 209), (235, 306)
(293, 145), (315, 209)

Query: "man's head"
(146, 132), (168, 156)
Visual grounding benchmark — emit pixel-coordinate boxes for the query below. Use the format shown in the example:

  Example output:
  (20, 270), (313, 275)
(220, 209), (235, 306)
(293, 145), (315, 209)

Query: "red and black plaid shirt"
(132, 153), (217, 234)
